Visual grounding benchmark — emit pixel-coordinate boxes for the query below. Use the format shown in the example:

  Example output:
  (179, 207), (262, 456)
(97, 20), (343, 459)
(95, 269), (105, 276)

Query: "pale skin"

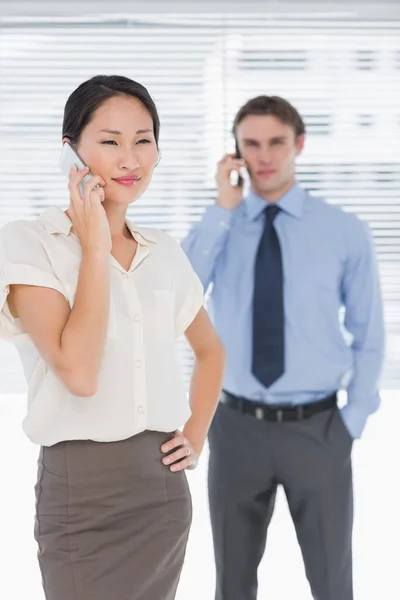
(216, 114), (305, 210)
(8, 94), (225, 471)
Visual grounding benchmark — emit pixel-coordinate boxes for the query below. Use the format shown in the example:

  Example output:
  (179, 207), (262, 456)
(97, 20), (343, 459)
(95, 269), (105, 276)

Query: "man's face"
(236, 114), (304, 199)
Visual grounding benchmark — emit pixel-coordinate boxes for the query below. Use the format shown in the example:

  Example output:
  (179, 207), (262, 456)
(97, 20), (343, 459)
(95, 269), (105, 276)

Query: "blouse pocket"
(153, 289), (175, 341)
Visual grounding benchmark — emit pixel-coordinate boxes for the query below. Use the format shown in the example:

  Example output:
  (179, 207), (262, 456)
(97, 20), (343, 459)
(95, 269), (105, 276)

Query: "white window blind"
(0, 11), (399, 391)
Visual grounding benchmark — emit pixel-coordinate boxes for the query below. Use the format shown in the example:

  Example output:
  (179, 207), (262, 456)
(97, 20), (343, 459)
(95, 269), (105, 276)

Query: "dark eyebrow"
(242, 136), (287, 144)
(270, 136), (287, 143)
(99, 128), (152, 135)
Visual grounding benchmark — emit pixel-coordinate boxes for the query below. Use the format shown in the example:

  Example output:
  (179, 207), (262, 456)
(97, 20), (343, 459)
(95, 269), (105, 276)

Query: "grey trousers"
(208, 401), (354, 600)
(34, 431), (192, 600)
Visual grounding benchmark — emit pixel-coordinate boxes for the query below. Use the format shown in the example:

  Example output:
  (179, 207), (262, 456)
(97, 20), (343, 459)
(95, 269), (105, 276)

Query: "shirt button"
(136, 360), (142, 368)
(137, 406), (145, 415)
(122, 272), (129, 279)
(134, 314), (141, 322)
(219, 220), (230, 230)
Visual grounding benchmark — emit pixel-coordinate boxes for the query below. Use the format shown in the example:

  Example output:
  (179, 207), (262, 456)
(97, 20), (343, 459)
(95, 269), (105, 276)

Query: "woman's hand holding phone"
(216, 153), (247, 211)
(67, 165), (111, 253)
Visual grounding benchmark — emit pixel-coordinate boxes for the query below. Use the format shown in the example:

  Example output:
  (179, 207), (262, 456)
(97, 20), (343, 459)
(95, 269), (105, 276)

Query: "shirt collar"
(125, 218), (158, 246)
(244, 181), (306, 221)
(38, 206), (73, 235)
(38, 206), (158, 245)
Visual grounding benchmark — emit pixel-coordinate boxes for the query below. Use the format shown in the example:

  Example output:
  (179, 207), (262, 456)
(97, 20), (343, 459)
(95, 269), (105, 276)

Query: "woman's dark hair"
(232, 95), (306, 139)
(62, 75), (160, 147)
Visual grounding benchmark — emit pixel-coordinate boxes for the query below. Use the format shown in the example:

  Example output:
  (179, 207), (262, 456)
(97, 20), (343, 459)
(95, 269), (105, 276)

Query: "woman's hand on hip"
(161, 430), (201, 472)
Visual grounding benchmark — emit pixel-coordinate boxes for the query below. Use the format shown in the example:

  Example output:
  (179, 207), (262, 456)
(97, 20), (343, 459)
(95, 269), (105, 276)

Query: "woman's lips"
(112, 176), (141, 186)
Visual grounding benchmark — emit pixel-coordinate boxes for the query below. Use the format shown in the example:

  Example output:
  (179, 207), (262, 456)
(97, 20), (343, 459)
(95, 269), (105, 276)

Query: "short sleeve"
(0, 221), (67, 341)
(167, 237), (204, 338)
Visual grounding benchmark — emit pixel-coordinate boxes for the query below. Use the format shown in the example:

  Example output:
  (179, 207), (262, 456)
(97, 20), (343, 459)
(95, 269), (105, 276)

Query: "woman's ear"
(62, 137), (70, 146)
(155, 150), (162, 168)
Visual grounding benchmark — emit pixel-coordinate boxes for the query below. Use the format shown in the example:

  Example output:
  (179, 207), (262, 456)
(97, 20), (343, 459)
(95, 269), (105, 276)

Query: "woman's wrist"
(182, 420), (208, 455)
(81, 245), (110, 260)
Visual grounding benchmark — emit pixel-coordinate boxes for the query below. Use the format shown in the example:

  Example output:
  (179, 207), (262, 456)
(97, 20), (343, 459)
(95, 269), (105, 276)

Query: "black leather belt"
(220, 390), (337, 422)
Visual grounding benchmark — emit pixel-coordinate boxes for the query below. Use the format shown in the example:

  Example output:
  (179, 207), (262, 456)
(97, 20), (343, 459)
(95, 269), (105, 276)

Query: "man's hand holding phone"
(216, 153), (247, 211)
(67, 165), (111, 254)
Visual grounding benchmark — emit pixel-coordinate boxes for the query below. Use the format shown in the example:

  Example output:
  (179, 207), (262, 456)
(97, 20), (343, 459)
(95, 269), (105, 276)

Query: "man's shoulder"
(304, 190), (362, 229)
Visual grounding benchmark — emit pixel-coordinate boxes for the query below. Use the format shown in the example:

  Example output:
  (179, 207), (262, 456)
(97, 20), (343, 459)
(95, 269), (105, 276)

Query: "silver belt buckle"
(255, 407), (264, 420)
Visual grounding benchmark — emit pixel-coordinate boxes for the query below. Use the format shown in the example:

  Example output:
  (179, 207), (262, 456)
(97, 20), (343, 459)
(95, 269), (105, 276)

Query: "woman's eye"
(137, 139), (151, 145)
(101, 140), (117, 145)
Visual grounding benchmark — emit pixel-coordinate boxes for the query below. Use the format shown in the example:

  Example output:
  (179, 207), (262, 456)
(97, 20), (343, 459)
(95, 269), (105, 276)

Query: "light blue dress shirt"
(182, 182), (385, 439)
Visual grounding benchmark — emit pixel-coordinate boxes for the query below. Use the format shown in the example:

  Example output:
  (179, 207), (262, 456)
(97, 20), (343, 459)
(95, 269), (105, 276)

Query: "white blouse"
(0, 207), (204, 446)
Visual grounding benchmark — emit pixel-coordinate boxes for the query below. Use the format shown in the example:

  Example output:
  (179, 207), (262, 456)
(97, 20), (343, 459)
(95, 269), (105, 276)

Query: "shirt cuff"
(340, 403), (373, 439)
(175, 275), (204, 338)
(0, 263), (67, 340)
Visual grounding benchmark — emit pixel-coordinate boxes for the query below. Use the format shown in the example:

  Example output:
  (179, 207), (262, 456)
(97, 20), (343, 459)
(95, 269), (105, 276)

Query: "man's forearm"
(181, 205), (233, 289)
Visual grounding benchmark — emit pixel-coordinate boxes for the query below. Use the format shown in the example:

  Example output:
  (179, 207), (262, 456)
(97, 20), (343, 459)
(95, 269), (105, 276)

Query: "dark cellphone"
(234, 142), (244, 187)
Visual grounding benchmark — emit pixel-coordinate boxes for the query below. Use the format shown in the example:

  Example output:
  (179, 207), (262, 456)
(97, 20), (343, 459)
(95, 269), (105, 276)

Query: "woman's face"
(66, 95), (159, 206)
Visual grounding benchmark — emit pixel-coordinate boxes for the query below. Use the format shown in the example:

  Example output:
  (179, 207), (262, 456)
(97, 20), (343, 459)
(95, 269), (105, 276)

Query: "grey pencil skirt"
(34, 430), (192, 600)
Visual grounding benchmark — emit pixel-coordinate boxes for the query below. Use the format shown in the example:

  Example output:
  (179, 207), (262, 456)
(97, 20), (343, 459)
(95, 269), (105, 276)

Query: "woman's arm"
(9, 247), (109, 397)
(161, 307), (225, 470)
(8, 166), (111, 397)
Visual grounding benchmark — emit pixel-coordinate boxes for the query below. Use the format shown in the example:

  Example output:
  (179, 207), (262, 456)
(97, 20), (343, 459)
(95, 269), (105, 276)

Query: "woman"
(0, 75), (225, 600)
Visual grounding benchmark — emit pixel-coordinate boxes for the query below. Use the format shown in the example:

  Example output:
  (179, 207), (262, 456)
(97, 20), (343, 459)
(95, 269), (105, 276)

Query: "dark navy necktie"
(252, 204), (285, 387)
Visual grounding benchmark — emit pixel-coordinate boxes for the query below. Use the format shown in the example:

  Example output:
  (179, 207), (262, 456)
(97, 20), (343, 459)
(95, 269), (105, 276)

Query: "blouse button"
(122, 272), (129, 279)
(134, 314), (141, 322)
(137, 406), (145, 414)
(136, 360), (142, 368)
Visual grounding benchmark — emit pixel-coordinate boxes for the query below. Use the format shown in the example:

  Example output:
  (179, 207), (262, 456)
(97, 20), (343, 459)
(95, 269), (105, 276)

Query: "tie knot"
(265, 204), (280, 224)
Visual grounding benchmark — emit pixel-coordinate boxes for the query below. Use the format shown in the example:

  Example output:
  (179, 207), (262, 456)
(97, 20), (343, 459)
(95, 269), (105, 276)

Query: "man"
(181, 96), (385, 600)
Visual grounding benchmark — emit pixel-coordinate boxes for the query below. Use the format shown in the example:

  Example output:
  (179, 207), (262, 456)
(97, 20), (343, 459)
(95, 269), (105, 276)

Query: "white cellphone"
(59, 141), (94, 196)
(229, 165), (250, 188)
